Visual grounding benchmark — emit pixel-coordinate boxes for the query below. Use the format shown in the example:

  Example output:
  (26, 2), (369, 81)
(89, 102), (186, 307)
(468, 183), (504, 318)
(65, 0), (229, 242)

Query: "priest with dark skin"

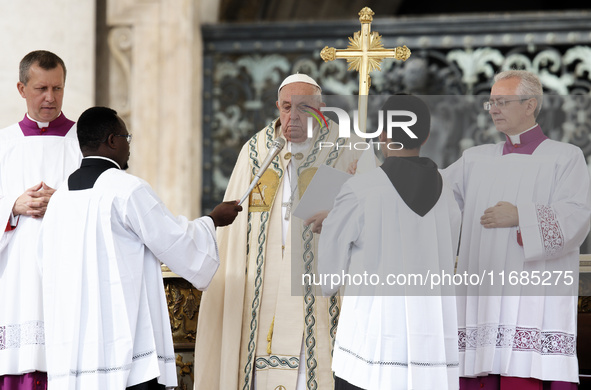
(40, 106), (241, 390)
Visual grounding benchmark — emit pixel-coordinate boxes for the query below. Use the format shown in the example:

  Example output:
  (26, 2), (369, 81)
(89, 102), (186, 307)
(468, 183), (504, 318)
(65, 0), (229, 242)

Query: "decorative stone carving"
(104, 0), (204, 220)
(201, 13), (591, 229)
(107, 26), (133, 124)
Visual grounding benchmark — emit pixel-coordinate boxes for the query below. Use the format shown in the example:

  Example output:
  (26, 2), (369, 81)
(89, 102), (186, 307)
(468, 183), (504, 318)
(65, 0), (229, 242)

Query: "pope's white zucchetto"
(278, 73), (321, 94)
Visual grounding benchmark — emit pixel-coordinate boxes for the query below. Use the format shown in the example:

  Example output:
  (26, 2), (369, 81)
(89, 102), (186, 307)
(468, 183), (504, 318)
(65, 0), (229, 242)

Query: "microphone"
(238, 137), (286, 206)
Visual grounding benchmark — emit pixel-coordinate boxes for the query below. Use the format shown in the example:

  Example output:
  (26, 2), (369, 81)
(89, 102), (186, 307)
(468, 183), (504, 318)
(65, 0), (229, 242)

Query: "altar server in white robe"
(39, 106), (242, 390)
(443, 70), (591, 389)
(318, 94), (461, 390)
(0, 50), (82, 389)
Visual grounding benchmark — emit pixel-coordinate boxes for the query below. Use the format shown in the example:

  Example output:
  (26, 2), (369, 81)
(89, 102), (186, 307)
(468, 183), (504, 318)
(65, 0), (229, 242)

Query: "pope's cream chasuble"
(195, 119), (361, 390)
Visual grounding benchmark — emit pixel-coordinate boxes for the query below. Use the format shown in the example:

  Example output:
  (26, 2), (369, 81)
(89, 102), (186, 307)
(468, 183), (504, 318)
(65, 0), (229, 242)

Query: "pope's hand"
(12, 182), (56, 218)
(209, 200), (243, 227)
(305, 210), (329, 234)
(480, 201), (519, 229)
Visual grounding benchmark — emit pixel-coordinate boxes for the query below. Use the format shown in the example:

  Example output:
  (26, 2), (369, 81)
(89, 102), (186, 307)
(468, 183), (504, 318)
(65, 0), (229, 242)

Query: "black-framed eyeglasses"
(483, 98), (529, 111)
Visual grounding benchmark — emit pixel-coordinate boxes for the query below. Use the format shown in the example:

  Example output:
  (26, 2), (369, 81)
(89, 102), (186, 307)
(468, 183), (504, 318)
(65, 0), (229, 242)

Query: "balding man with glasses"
(444, 70), (591, 389)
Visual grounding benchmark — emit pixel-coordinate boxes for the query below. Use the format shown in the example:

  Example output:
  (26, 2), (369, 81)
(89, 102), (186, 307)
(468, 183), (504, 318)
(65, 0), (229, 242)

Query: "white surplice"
(318, 166), (461, 390)
(443, 140), (591, 382)
(39, 166), (219, 389)
(0, 123), (81, 376)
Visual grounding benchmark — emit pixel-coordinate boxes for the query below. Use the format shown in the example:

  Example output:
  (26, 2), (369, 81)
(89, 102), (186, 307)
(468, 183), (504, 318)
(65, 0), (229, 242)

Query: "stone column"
(105, 0), (209, 218)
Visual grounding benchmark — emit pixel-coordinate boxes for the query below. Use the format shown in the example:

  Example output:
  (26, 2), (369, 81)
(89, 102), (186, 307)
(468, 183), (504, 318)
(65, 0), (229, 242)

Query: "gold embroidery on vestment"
(249, 170), (280, 212)
(298, 167), (318, 199)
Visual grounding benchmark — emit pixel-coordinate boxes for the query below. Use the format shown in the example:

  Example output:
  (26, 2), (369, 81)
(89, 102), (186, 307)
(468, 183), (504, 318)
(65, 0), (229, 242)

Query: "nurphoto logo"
(305, 106), (419, 151)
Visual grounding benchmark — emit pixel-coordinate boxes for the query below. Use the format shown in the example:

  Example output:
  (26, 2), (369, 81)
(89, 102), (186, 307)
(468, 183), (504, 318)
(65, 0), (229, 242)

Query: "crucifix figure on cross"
(320, 7), (411, 133)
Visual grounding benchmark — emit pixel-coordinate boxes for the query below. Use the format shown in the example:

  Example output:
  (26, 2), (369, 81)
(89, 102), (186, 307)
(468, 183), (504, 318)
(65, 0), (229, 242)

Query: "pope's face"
(488, 77), (534, 136)
(17, 64), (65, 123)
(276, 82), (322, 143)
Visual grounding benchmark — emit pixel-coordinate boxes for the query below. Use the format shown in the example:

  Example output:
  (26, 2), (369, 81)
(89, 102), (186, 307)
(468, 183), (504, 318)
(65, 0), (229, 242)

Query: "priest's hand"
(209, 200), (242, 227)
(12, 182), (56, 218)
(305, 210), (329, 234)
(480, 201), (519, 229)
(347, 160), (358, 175)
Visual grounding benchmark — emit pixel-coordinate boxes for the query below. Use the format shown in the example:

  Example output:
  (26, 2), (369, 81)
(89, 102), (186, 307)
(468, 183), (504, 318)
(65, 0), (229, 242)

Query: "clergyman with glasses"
(39, 106), (241, 389)
(443, 70), (591, 389)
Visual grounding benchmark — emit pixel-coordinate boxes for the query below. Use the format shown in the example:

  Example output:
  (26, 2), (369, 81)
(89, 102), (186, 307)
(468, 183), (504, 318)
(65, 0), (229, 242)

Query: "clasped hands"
(480, 201), (519, 229)
(12, 182), (56, 218)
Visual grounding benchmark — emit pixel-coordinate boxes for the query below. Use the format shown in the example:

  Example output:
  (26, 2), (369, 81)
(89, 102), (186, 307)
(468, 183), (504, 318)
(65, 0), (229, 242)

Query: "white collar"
(508, 124), (538, 144)
(84, 156), (122, 170)
(27, 112), (61, 128)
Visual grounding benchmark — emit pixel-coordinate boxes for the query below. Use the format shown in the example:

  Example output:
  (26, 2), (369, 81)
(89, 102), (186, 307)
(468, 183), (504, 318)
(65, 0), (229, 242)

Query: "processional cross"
(320, 7), (411, 132)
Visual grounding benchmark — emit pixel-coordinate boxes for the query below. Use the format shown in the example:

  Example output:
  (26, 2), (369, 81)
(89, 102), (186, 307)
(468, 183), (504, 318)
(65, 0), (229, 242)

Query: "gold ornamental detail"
(343, 31), (392, 73)
(317, 7), (410, 98)
(320, 46), (336, 62)
(358, 7), (374, 23)
(396, 45), (412, 61)
(316, 7), (411, 134)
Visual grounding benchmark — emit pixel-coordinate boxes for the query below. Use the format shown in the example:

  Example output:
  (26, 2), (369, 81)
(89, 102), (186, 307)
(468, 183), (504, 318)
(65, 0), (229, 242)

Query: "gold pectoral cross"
(320, 7), (411, 132)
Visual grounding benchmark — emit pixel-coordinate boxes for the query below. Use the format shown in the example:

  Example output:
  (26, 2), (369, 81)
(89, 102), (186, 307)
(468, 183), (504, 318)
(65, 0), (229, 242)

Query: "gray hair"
(494, 70), (543, 117)
(19, 50), (66, 85)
